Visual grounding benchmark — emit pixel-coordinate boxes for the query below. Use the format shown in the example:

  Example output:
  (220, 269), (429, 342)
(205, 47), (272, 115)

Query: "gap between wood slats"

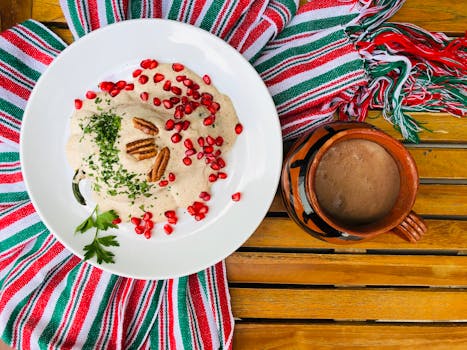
(226, 252), (467, 286)
(233, 323), (467, 350)
(245, 218), (467, 251)
(230, 288), (467, 321)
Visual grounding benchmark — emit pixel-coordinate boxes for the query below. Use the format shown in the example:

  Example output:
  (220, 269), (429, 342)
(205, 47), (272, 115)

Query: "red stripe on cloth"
(75, 0), (88, 32)
(298, 0), (357, 12)
(167, 280), (176, 349)
(0, 61), (35, 87)
(211, 0), (232, 34)
(0, 202), (36, 230)
(265, 44), (356, 87)
(158, 297), (165, 349)
(239, 20), (270, 54)
(61, 267), (104, 348)
(0, 172), (23, 183)
(263, 7), (284, 34)
(152, 0), (163, 18)
(0, 245), (23, 273)
(215, 262), (232, 346)
(17, 26), (62, 56)
(0, 74), (32, 100)
(0, 125), (19, 144)
(1, 31), (53, 66)
(190, 0), (207, 24)
(122, 280), (143, 337)
(179, 0), (189, 21)
(21, 256), (81, 350)
(219, 0), (251, 39)
(228, 0), (266, 48)
(87, 0), (101, 30)
(0, 111), (22, 129)
(188, 277), (213, 349)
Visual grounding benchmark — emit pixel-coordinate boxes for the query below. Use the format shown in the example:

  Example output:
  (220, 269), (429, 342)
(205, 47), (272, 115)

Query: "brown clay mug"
(281, 122), (427, 244)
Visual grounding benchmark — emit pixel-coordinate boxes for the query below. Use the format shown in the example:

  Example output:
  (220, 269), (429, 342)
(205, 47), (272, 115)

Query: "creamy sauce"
(66, 63), (239, 221)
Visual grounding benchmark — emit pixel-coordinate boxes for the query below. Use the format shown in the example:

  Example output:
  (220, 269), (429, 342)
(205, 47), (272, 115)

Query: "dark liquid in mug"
(314, 139), (400, 226)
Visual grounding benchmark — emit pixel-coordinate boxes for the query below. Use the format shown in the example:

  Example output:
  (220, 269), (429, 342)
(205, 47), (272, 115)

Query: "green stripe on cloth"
(0, 192), (30, 204)
(176, 277), (193, 350)
(0, 152), (19, 163)
(21, 20), (67, 51)
(66, 1), (86, 37)
(0, 223), (48, 256)
(0, 48), (41, 82)
(279, 13), (358, 38)
(105, 0), (116, 26)
(199, 1), (224, 31)
(167, 0), (183, 20)
(129, 1), (143, 18)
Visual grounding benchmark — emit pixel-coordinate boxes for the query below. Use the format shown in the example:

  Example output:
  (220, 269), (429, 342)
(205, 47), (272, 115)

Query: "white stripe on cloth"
(0, 182), (26, 193)
(0, 212), (44, 245)
(0, 36), (49, 74)
(0, 86), (27, 110)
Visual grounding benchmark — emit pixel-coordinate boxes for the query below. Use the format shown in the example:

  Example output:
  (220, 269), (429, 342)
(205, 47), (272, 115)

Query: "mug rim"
(306, 127), (419, 237)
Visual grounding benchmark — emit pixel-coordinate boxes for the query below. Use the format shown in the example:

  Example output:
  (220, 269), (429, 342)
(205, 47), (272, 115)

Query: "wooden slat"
(36, 0), (467, 34)
(227, 252), (467, 286)
(367, 112), (467, 143)
(389, 0), (467, 34)
(245, 218), (467, 250)
(270, 184), (467, 216)
(0, 0), (32, 31)
(49, 26), (74, 44)
(409, 148), (467, 180)
(234, 323), (467, 349)
(231, 288), (467, 320)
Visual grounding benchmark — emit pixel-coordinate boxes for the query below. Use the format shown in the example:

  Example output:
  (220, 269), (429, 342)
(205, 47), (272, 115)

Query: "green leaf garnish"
(95, 209), (118, 230)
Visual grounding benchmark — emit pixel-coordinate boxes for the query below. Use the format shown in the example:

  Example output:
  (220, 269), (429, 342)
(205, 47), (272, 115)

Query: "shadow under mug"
(281, 122), (427, 244)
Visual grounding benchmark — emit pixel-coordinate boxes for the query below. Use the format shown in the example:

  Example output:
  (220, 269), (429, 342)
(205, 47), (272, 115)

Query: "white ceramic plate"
(20, 19), (281, 279)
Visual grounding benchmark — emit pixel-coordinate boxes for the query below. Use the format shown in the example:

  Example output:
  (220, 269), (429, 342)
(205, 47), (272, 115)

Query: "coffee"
(314, 139), (400, 226)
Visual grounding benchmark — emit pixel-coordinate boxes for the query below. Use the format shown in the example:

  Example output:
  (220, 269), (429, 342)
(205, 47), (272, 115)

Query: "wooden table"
(1, 1), (466, 349)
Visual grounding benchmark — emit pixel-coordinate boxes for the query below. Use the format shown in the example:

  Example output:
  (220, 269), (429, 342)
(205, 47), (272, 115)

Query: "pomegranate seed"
(74, 99), (83, 109)
(163, 80), (171, 91)
(112, 217), (121, 225)
(218, 172), (228, 179)
(140, 92), (149, 101)
(208, 174), (217, 182)
(176, 75), (186, 82)
(198, 206), (209, 215)
(214, 150), (222, 157)
(203, 115), (215, 126)
(215, 136), (224, 146)
(164, 224), (173, 234)
(232, 192), (241, 201)
(217, 158), (226, 168)
(174, 108), (184, 119)
(139, 75), (149, 84)
(206, 136), (215, 145)
(187, 206), (196, 215)
(202, 92), (213, 100)
(149, 60), (158, 69)
(125, 83), (135, 91)
(86, 91), (96, 99)
(208, 102), (220, 114)
(184, 139), (194, 149)
(165, 210), (176, 218)
(109, 88), (120, 97)
(193, 83), (200, 90)
(165, 119), (175, 130)
(185, 149), (196, 157)
(171, 133), (182, 143)
(153, 97), (161, 106)
(184, 104), (193, 114)
(144, 230), (152, 239)
(171, 86), (182, 95)
(172, 63), (184, 72)
(195, 214), (205, 221)
(99, 81), (113, 91)
(197, 152), (204, 160)
(145, 220), (154, 229)
(201, 98), (212, 106)
(183, 157), (192, 166)
(192, 91), (201, 100)
(186, 88), (193, 96)
(131, 217), (141, 226)
(135, 225), (144, 234)
(143, 212), (153, 221)
(181, 96), (189, 104)
(116, 80), (126, 89)
(203, 74), (211, 85)
(183, 79), (193, 87)
(235, 123), (243, 134)
(170, 96), (180, 104)
(140, 59), (151, 69)
(132, 69), (142, 78)
(197, 137), (205, 147)
(163, 100), (173, 109)
(159, 180), (169, 187)
(200, 192), (211, 201)
(174, 122), (183, 132)
(168, 172), (176, 182)
(168, 217), (178, 224)
(204, 145), (214, 154)
(153, 73), (165, 83)
(193, 201), (204, 210)
(211, 162), (220, 170)
(182, 120), (190, 130)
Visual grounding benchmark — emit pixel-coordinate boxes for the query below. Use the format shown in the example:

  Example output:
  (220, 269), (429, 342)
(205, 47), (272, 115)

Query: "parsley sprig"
(75, 206), (120, 264)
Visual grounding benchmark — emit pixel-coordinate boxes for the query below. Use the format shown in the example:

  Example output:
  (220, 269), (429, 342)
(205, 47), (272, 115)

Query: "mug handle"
(391, 211), (427, 243)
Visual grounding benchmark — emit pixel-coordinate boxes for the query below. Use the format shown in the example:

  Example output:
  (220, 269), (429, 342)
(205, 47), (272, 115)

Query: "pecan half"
(126, 138), (157, 160)
(148, 147), (170, 182)
(133, 117), (159, 136)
